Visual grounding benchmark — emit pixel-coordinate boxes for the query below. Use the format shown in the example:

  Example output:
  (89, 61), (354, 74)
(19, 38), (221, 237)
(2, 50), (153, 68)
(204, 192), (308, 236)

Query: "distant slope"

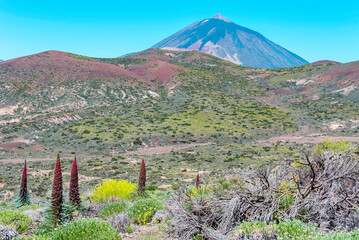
(152, 14), (308, 68)
(0, 48), (358, 160)
(0, 50), (152, 86)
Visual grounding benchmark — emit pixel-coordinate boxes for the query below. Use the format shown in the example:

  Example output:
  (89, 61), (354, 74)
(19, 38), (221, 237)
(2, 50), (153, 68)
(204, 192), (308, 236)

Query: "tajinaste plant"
(196, 174), (200, 188)
(50, 153), (63, 225)
(13, 160), (31, 207)
(138, 159), (146, 192)
(69, 155), (81, 208)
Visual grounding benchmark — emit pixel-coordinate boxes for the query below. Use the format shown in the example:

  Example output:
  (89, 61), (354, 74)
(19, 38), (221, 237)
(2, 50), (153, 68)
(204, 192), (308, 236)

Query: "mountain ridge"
(152, 14), (309, 68)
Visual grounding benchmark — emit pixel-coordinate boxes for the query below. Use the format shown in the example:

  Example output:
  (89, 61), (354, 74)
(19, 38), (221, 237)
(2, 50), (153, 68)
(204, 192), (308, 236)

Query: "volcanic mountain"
(152, 14), (308, 68)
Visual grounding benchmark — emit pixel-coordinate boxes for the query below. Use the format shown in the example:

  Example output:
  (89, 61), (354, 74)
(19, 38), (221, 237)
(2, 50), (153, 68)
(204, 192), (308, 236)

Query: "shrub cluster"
(0, 210), (32, 234)
(128, 198), (164, 224)
(89, 179), (136, 203)
(99, 201), (128, 219)
(36, 218), (121, 240)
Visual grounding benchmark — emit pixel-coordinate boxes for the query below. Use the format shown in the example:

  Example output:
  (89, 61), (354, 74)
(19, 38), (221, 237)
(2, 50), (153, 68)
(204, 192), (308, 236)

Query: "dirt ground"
(257, 136), (359, 144)
(123, 142), (215, 155)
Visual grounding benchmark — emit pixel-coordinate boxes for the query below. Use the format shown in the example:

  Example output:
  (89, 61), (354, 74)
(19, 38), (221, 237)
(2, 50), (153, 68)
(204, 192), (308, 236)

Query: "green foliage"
(89, 179), (136, 203)
(188, 184), (218, 199)
(314, 138), (353, 155)
(124, 225), (133, 233)
(17, 204), (44, 212)
(36, 202), (76, 234)
(276, 220), (317, 239)
(146, 184), (158, 191)
(128, 198), (164, 224)
(276, 180), (296, 212)
(234, 220), (359, 239)
(235, 220), (316, 239)
(320, 230), (359, 239)
(99, 201), (128, 219)
(34, 218), (121, 240)
(0, 210), (32, 234)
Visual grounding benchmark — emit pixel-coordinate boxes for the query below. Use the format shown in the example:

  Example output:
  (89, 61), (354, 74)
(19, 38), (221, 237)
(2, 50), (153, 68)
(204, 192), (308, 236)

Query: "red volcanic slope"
(311, 60), (340, 65)
(0, 51), (155, 87)
(315, 61), (359, 86)
(127, 60), (182, 85)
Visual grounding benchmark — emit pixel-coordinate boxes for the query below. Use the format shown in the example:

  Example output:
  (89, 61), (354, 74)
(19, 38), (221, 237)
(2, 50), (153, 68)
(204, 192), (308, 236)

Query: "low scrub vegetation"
(128, 198), (164, 224)
(99, 201), (128, 219)
(0, 140), (358, 239)
(34, 218), (121, 240)
(89, 179), (136, 203)
(0, 209), (32, 234)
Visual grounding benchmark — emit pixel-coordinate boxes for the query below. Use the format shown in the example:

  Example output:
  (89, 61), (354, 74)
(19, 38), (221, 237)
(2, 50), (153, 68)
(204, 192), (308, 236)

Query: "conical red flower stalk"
(138, 159), (146, 192)
(196, 174), (200, 188)
(13, 160), (31, 207)
(51, 153), (63, 225)
(69, 155), (81, 208)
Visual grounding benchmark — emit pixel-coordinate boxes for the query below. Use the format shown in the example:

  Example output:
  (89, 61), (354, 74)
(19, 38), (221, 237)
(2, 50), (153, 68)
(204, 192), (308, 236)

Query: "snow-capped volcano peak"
(210, 14), (231, 22)
(152, 15), (308, 68)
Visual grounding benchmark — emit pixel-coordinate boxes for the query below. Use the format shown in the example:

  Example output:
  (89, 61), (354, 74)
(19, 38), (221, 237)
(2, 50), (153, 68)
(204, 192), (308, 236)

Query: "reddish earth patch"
(127, 60), (183, 85)
(0, 51), (156, 88)
(276, 87), (292, 95)
(21, 143), (45, 152)
(255, 92), (279, 108)
(0, 156), (74, 164)
(0, 141), (26, 150)
(314, 61), (359, 87)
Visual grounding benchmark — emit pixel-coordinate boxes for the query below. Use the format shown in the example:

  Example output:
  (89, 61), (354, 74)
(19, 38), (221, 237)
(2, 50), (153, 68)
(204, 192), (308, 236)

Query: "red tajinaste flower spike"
(13, 160), (31, 207)
(69, 155), (81, 208)
(138, 159), (146, 192)
(51, 153), (63, 225)
(196, 174), (200, 188)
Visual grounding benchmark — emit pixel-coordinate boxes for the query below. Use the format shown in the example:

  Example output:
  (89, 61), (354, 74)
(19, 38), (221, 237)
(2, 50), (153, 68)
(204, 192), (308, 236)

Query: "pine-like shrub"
(128, 198), (164, 224)
(138, 159), (146, 192)
(13, 160), (31, 207)
(50, 153), (63, 225)
(69, 155), (81, 208)
(89, 179), (136, 203)
(99, 201), (128, 219)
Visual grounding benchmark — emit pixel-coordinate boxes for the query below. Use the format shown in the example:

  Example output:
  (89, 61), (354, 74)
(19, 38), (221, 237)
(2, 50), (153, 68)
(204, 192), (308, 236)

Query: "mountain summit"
(210, 14), (231, 22)
(152, 15), (308, 68)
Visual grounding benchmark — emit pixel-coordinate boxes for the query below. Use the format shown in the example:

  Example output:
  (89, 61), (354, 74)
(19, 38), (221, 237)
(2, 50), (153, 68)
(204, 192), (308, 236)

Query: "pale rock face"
(152, 14), (308, 68)
(0, 225), (18, 240)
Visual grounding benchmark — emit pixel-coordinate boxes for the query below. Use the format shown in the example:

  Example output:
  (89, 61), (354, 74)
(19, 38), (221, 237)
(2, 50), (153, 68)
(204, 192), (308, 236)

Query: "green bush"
(146, 184), (158, 191)
(234, 220), (359, 239)
(276, 220), (317, 239)
(314, 138), (353, 155)
(235, 220), (317, 239)
(128, 198), (164, 224)
(99, 201), (128, 219)
(89, 179), (136, 203)
(0, 210), (32, 234)
(35, 218), (121, 240)
(323, 230), (359, 239)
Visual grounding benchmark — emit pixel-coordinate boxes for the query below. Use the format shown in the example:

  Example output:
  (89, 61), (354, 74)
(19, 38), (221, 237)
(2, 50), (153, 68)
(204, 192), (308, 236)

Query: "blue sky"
(1, 0), (358, 63)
